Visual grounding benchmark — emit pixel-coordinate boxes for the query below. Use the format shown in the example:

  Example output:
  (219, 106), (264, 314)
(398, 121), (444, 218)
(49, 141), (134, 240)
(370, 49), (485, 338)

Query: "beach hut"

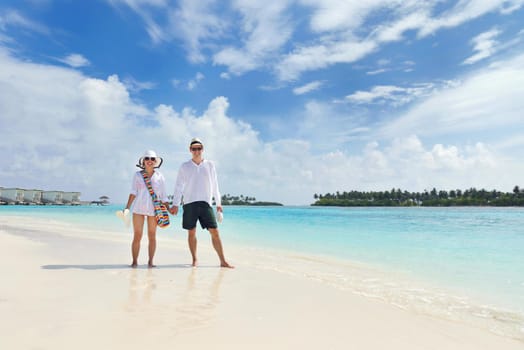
(42, 191), (64, 205)
(62, 192), (81, 205)
(23, 189), (43, 205)
(0, 188), (25, 204)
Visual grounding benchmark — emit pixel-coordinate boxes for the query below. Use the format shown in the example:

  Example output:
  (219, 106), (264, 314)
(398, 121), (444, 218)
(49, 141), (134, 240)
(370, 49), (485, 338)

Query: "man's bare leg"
(146, 216), (157, 268)
(188, 228), (198, 266)
(131, 214), (145, 268)
(208, 228), (234, 268)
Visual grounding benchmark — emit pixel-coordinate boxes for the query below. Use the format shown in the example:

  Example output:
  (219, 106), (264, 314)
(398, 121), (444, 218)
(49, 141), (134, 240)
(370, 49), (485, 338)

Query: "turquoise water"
(2, 205), (524, 315)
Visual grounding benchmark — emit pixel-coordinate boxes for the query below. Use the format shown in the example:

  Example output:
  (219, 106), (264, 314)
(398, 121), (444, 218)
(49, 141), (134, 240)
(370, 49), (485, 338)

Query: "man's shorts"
(182, 201), (218, 230)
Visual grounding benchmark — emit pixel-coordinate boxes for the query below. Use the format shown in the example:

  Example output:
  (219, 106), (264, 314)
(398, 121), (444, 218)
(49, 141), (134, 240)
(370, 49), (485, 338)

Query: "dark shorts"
(182, 201), (217, 230)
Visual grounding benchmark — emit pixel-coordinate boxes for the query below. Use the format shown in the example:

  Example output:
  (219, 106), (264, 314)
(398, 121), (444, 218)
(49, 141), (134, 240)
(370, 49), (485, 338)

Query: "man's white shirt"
(172, 159), (222, 207)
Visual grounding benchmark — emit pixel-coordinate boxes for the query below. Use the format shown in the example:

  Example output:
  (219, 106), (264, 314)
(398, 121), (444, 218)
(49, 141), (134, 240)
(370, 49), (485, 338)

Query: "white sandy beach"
(0, 216), (523, 350)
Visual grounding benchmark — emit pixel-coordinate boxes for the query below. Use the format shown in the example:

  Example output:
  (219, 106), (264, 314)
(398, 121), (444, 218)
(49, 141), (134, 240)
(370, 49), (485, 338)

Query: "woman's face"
(143, 157), (156, 169)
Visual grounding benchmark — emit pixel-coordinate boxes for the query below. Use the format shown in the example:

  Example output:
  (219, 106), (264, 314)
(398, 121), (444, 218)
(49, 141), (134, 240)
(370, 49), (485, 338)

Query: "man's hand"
(169, 206), (179, 215)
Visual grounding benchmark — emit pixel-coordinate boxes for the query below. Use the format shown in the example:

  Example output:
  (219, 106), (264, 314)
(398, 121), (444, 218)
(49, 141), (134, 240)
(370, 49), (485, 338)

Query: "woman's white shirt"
(130, 171), (168, 216)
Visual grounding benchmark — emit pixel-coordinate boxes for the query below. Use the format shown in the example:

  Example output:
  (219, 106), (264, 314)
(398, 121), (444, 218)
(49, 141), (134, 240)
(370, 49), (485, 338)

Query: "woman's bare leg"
(146, 216), (157, 268)
(131, 214), (145, 267)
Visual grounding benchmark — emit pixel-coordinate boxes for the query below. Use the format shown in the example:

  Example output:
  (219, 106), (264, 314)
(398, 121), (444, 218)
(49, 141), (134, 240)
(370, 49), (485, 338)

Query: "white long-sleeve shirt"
(130, 171), (168, 216)
(172, 159), (222, 207)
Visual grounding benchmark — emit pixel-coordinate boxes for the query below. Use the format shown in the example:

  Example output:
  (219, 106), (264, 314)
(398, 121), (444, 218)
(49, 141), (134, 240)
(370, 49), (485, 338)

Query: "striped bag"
(141, 171), (170, 228)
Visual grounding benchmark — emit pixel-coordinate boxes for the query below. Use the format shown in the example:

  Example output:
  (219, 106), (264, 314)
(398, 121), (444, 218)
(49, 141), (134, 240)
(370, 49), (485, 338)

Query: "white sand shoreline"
(0, 216), (523, 349)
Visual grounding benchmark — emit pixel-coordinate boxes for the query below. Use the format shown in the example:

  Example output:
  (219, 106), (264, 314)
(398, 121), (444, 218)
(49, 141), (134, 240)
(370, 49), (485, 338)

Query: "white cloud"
(109, 0), (224, 56)
(0, 9), (50, 35)
(275, 1), (523, 81)
(345, 82), (451, 107)
(213, 1), (293, 75)
(291, 100), (370, 151)
(375, 10), (430, 42)
(122, 76), (156, 92)
(213, 47), (259, 75)
(167, 0), (226, 63)
(366, 68), (388, 75)
(307, 134), (520, 198)
(187, 72), (204, 90)
(171, 72), (205, 90)
(379, 53), (524, 138)
(346, 85), (406, 104)
(299, 0), (406, 33)
(277, 39), (378, 81)
(418, 0), (524, 38)
(463, 28), (501, 65)
(108, 0), (524, 80)
(1, 46), (523, 205)
(109, 0), (170, 43)
(364, 59), (415, 75)
(293, 80), (324, 95)
(58, 53), (90, 68)
(107, 0), (167, 7)
(274, 1), (428, 80)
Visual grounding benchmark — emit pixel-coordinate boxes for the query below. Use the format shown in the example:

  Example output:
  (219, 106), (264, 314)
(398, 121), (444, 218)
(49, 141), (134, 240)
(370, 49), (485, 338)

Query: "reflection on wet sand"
(174, 268), (225, 333)
(124, 267), (226, 335)
(125, 268), (157, 312)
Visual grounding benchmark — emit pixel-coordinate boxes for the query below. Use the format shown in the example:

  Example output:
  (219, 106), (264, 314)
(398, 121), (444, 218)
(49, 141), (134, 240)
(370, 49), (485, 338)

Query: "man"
(170, 138), (234, 268)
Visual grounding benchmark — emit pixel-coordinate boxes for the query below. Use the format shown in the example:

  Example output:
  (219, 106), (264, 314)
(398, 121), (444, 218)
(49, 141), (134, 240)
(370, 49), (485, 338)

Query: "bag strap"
(141, 170), (159, 202)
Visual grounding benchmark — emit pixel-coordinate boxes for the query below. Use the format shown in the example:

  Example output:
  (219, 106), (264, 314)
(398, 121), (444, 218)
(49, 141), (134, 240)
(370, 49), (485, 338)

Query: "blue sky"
(1, 0), (524, 204)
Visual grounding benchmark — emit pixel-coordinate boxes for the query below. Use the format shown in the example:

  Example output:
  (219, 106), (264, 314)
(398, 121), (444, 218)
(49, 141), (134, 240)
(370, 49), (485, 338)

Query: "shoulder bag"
(141, 171), (170, 228)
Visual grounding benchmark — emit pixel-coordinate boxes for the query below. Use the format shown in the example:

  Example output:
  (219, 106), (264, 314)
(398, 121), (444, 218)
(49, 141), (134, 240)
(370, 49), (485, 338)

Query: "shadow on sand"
(41, 264), (224, 270)
(41, 264), (193, 270)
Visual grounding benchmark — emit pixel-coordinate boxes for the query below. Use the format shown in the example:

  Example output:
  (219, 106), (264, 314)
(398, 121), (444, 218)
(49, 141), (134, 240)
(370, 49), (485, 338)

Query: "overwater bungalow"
(0, 188), (25, 204)
(23, 189), (43, 205)
(42, 191), (64, 205)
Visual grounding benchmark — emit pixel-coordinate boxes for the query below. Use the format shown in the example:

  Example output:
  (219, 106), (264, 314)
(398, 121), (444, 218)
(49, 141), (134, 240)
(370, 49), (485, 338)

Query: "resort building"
(0, 187), (84, 205)
(62, 192), (81, 205)
(42, 191), (64, 205)
(0, 188), (25, 204)
(23, 189), (43, 205)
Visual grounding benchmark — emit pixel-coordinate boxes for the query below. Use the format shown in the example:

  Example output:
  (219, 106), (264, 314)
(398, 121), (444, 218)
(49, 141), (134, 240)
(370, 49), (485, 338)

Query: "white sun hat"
(137, 150), (163, 169)
(116, 208), (131, 228)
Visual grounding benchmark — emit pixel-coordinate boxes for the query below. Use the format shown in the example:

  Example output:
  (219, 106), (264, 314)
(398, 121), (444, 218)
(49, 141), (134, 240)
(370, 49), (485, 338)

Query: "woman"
(124, 150), (169, 268)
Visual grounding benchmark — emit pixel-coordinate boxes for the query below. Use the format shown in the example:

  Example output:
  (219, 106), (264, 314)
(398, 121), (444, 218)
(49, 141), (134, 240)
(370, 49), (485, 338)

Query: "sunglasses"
(191, 147), (203, 151)
(144, 157), (156, 161)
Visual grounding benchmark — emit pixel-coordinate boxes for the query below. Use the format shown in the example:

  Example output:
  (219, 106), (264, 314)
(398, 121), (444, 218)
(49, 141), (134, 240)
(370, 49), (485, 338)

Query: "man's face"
(190, 144), (203, 155)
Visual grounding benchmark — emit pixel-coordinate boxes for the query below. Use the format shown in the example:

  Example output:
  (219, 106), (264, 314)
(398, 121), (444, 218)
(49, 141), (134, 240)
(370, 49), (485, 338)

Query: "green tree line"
(220, 194), (282, 206)
(312, 186), (524, 207)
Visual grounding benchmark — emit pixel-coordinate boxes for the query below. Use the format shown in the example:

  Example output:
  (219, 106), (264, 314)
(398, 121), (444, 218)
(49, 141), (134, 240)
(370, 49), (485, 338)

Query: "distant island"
(312, 186), (524, 207)
(220, 194), (283, 206)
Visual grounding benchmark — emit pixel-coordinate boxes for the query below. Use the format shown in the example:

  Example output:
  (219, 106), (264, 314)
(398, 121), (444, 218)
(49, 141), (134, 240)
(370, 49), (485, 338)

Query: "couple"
(124, 138), (233, 269)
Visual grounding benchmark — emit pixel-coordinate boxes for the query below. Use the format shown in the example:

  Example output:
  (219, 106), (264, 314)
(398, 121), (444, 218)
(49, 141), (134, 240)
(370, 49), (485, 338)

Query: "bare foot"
(148, 262), (156, 268)
(220, 261), (234, 268)
(191, 259), (198, 267)
(131, 262), (138, 268)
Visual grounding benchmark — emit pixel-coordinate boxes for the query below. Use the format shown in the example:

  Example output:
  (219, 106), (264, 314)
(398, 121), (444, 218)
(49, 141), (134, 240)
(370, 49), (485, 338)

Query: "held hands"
(169, 205), (179, 215)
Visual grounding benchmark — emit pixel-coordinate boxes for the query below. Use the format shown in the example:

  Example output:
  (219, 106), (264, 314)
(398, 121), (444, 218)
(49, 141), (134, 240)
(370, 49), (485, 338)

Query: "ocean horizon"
(1, 204), (523, 340)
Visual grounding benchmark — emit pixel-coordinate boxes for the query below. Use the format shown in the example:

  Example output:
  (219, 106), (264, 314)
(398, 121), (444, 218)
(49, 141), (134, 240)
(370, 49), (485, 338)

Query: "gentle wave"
(237, 247), (524, 341)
